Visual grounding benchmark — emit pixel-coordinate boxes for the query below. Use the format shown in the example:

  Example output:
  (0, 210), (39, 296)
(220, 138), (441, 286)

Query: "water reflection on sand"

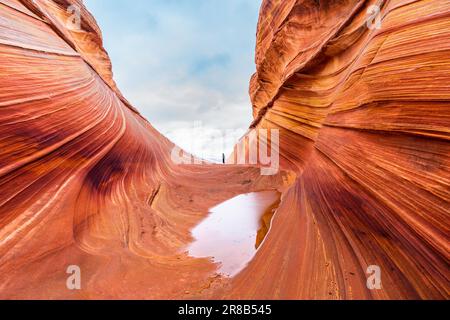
(187, 191), (281, 277)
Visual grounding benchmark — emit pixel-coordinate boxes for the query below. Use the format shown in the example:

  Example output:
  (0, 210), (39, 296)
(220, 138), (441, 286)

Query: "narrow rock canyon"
(0, 0), (448, 299)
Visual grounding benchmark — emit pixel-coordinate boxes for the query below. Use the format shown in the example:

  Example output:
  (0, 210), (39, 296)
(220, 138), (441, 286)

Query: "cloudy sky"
(84, 0), (261, 162)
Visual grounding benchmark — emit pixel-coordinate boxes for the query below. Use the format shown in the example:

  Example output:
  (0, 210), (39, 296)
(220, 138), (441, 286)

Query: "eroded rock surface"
(0, 0), (448, 299)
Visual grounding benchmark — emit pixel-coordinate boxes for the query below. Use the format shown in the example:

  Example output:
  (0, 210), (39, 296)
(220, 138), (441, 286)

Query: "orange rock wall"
(0, 0), (448, 299)
(231, 0), (450, 299)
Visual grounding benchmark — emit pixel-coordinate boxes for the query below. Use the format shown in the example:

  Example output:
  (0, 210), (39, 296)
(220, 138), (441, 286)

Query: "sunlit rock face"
(232, 0), (450, 299)
(0, 0), (290, 299)
(0, 0), (448, 299)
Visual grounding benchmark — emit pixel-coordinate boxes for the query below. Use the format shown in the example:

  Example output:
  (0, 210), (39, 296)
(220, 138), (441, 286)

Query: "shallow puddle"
(187, 191), (281, 277)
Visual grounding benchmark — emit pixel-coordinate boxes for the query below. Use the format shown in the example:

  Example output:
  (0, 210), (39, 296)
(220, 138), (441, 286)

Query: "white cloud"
(84, 0), (261, 158)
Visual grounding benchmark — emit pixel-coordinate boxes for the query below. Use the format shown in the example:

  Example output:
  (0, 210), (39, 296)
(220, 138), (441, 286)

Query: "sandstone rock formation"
(0, 0), (448, 299)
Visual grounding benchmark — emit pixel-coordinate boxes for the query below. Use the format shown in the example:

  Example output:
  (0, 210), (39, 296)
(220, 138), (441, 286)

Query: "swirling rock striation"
(232, 0), (450, 300)
(0, 0), (448, 299)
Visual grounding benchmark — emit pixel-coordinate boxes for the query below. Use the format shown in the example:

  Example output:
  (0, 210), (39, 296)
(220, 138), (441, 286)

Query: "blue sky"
(84, 0), (261, 161)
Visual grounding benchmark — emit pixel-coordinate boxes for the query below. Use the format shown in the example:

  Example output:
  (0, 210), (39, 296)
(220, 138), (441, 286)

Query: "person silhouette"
(222, 153), (225, 164)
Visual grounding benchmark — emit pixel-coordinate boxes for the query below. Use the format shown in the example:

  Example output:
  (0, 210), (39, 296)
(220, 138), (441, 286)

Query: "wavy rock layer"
(232, 0), (450, 299)
(0, 0), (449, 299)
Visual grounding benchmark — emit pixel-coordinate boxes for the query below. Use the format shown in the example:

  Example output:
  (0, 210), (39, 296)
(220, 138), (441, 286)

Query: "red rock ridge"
(231, 0), (450, 299)
(0, 0), (448, 299)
